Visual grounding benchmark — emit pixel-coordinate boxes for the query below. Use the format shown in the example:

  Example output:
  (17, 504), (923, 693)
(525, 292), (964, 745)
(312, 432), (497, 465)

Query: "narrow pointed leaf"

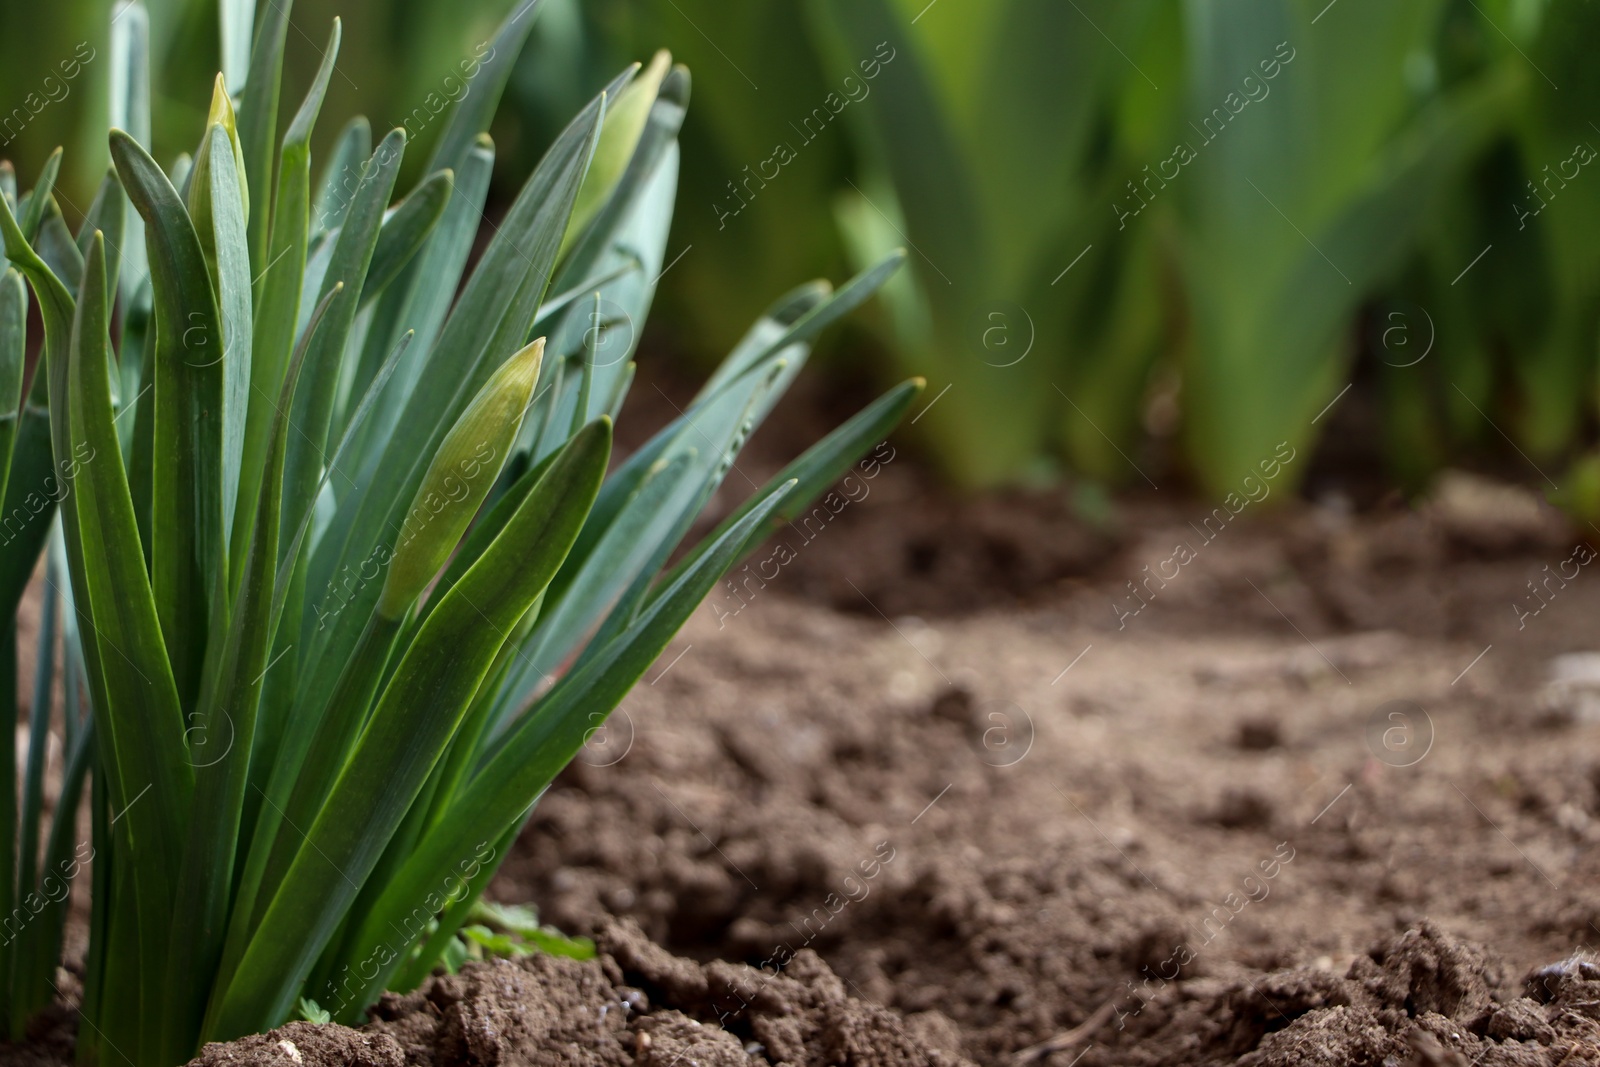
(163, 238), (317, 1062)
(67, 234), (193, 1055)
(238, 0), (294, 277)
(111, 129), (228, 713)
(360, 169), (451, 308)
(0, 269), (23, 509)
(205, 125), (255, 569)
(313, 118), (371, 236)
(280, 128), (405, 544)
(108, 0), (151, 303)
(18, 150), (62, 243)
(424, 0), (542, 175)
(294, 75), (614, 762)
(234, 17), (340, 570)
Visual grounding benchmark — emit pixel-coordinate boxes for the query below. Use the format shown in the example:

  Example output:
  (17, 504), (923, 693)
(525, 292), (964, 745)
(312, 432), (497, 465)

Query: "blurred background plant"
(6, 0), (1600, 506)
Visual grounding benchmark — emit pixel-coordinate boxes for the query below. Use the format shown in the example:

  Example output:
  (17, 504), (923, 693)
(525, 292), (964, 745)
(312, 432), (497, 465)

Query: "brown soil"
(11, 408), (1600, 1065)
(485, 460), (1600, 1066)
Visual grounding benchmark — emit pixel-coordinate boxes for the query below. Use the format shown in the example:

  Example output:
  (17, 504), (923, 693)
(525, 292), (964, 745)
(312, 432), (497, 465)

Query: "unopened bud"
(377, 337), (546, 618)
(188, 74), (249, 230)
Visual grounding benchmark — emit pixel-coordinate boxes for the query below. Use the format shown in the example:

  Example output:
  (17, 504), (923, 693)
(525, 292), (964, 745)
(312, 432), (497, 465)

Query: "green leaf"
(423, 0), (542, 176)
(219, 0), (257, 92)
(12, 539), (59, 1032)
(208, 285), (348, 1011)
(361, 168), (451, 307)
(343, 139), (493, 482)
(234, 17), (340, 574)
(649, 378), (923, 610)
(814, 0), (982, 283)
(111, 129), (229, 714)
(0, 402), (54, 621)
(503, 446), (695, 695)
(537, 63), (688, 438)
(238, 0), (293, 280)
(1177, 0), (1514, 493)
(109, 0), (151, 304)
(244, 335), (540, 943)
(280, 128), (405, 547)
(0, 208), (139, 1059)
(313, 117), (371, 236)
(18, 150), (62, 244)
(383, 820), (515, 997)
(11, 677), (93, 1030)
(73, 171), (127, 303)
(511, 254), (903, 694)
(160, 233), (324, 1063)
(34, 201), (83, 294)
(203, 124), (255, 580)
(68, 233), (193, 1060)
(470, 900), (596, 960)
(0, 270), (23, 510)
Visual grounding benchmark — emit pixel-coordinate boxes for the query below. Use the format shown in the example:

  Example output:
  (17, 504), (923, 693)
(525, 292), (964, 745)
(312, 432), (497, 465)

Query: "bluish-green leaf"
(205, 125), (255, 576)
(238, 0), (293, 279)
(234, 17), (340, 572)
(111, 129), (228, 714)
(68, 233), (193, 1059)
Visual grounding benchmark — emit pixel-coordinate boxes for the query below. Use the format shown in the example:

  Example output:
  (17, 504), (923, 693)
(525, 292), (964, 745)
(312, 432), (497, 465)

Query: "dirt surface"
(182, 922), (970, 1067)
(486, 460), (1600, 1066)
(10, 405), (1600, 1064)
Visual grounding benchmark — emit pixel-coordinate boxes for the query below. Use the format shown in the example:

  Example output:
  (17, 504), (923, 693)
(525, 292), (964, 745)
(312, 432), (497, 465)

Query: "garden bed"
(10, 406), (1600, 1066)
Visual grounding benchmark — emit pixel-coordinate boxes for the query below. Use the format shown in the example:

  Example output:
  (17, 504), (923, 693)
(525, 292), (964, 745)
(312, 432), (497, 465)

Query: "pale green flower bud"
(376, 337), (546, 618)
(187, 74), (250, 248)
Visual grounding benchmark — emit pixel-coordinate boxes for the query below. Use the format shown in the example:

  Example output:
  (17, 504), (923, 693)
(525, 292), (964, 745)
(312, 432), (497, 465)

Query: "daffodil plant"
(0, 0), (918, 1061)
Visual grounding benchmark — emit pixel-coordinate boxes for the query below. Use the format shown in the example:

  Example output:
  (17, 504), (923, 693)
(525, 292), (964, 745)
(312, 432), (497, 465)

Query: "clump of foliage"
(0, 0), (918, 1061)
(542, 0), (1586, 500)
